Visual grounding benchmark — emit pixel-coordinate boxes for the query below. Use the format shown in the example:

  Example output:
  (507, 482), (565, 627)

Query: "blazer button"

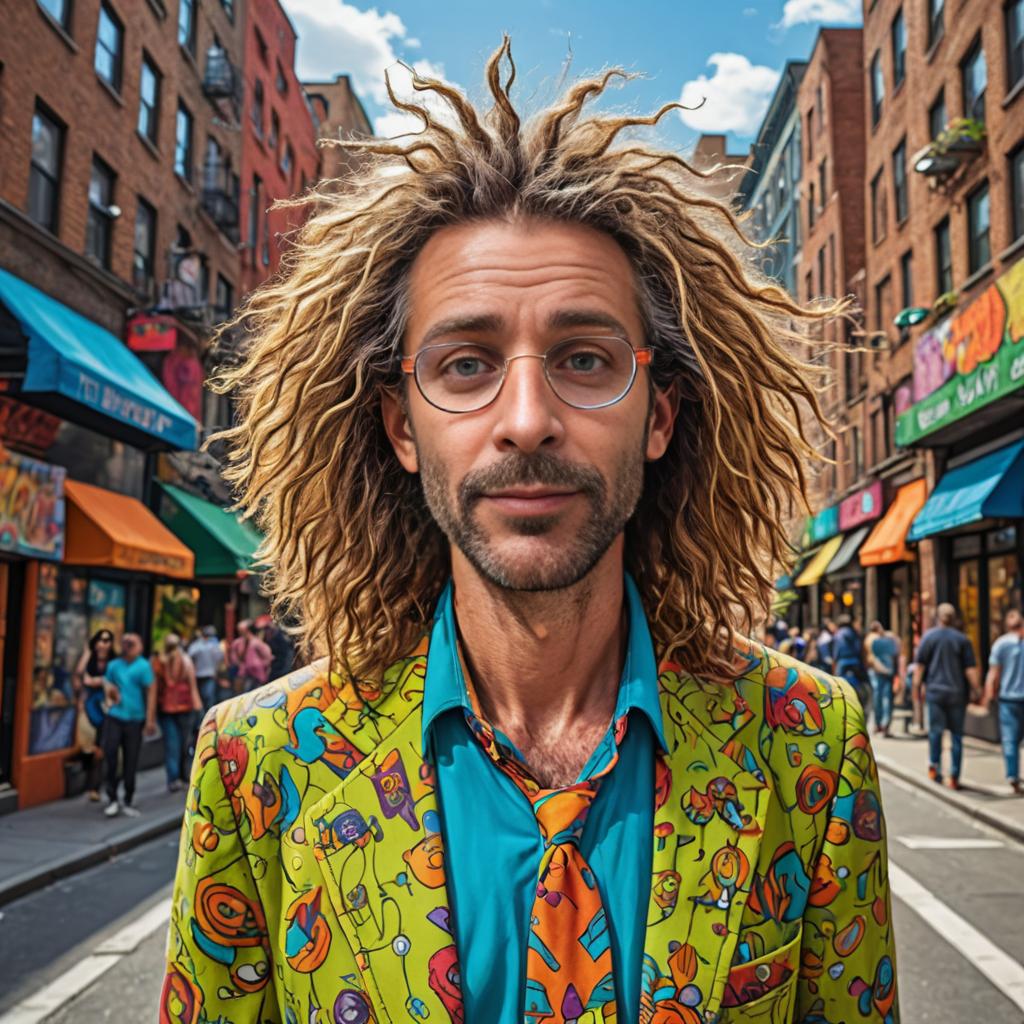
(755, 964), (772, 983)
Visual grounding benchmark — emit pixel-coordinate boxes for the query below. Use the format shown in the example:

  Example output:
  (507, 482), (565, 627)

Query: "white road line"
(0, 899), (170, 1024)
(896, 836), (1005, 850)
(890, 859), (1024, 1011)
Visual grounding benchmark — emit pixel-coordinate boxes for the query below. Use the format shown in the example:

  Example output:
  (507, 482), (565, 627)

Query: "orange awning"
(64, 479), (194, 579)
(858, 479), (928, 566)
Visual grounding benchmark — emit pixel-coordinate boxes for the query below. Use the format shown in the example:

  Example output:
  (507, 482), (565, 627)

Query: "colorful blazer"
(160, 637), (898, 1024)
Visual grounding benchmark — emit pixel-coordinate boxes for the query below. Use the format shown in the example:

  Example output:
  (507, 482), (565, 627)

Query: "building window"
(817, 245), (826, 296)
(806, 108), (814, 161)
(269, 110), (279, 152)
(85, 156), (115, 268)
(818, 157), (827, 208)
(249, 174), (261, 263)
(255, 27), (268, 64)
(928, 0), (944, 50)
(261, 207), (270, 266)
(900, 249), (914, 308)
(220, 0), (234, 21)
(1011, 145), (1024, 243)
(214, 274), (234, 322)
(892, 138), (908, 223)
(805, 270), (814, 303)
(870, 50), (884, 126)
(1007, 0), (1024, 92)
(961, 38), (987, 122)
(848, 425), (864, 481)
(138, 54), (160, 144)
(891, 8), (906, 87)
(934, 216), (952, 295)
(870, 169), (886, 243)
(281, 142), (294, 180)
(28, 104), (63, 232)
(874, 274), (893, 333)
(967, 181), (990, 274)
(815, 83), (823, 126)
(275, 60), (288, 95)
(37, 0), (71, 30)
(178, 0), (196, 54)
(94, 2), (123, 92)
(175, 101), (193, 181)
(133, 197), (156, 292)
(808, 182), (816, 229)
(928, 88), (946, 140)
(252, 79), (264, 137)
(791, 205), (801, 252)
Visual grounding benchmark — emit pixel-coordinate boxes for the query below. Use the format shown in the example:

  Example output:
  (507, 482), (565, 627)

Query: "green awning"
(157, 482), (262, 577)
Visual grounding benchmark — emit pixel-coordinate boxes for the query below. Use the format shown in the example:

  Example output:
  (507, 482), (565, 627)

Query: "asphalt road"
(2, 775), (1024, 1022)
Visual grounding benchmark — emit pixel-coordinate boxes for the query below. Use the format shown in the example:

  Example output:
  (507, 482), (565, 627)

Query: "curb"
(876, 753), (1024, 846)
(0, 808), (184, 908)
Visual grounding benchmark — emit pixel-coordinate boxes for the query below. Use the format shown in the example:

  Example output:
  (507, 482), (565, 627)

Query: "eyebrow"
(418, 308), (630, 348)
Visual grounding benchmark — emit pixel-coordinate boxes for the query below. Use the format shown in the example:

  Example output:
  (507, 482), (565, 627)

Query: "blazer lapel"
(641, 657), (770, 1024)
(305, 645), (462, 1023)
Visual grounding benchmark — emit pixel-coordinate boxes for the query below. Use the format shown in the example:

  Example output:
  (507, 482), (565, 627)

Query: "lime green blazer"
(160, 637), (898, 1024)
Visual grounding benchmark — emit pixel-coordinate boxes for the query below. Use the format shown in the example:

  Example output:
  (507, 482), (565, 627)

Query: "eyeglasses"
(400, 336), (652, 414)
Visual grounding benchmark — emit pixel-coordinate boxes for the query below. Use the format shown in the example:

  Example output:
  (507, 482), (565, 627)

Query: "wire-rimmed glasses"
(400, 336), (653, 414)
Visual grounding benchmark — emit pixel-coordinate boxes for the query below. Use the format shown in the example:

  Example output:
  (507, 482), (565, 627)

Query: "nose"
(489, 354), (565, 454)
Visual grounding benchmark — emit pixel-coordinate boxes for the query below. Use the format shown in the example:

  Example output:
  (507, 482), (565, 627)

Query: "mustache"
(458, 453), (606, 504)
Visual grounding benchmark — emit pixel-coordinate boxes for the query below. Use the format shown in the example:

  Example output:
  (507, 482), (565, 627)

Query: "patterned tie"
(462, 704), (625, 1023)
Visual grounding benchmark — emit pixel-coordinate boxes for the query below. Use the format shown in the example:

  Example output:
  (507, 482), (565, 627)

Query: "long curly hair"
(214, 39), (846, 683)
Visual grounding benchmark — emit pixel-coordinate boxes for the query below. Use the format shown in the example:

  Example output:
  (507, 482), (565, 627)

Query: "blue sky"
(282, 0), (862, 154)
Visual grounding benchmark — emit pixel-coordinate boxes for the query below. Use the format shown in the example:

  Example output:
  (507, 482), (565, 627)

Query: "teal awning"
(0, 268), (197, 451)
(775, 574), (794, 590)
(909, 440), (1024, 541)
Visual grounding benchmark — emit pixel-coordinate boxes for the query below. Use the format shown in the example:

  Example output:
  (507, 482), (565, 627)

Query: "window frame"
(900, 249), (914, 308)
(966, 180), (991, 274)
(178, 0), (196, 55)
(94, 1), (124, 93)
(870, 168), (886, 244)
(85, 154), (116, 269)
(137, 52), (161, 145)
(934, 216), (953, 296)
(174, 101), (194, 182)
(928, 88), (946, 140)
(960, 36), (987, 123)
(1010, 144), (1024, 243)
(37, 0), (71, 31)
(870, 49), (884, 126)
(892, 138), (908, 224)
(891, 7), (906, 87)
(928, 0), (945, 50)
(1007, 0), (1024, 93)
(133, 196), (157, 292)
(251, 79), (265, 138)
(28, 103), (64, 233)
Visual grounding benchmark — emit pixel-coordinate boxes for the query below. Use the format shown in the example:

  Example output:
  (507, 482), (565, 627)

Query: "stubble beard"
(418, 447), (645, 592)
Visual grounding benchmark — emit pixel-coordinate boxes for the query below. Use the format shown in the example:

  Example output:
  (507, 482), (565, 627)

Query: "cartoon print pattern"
(162, 637), (898, 1024)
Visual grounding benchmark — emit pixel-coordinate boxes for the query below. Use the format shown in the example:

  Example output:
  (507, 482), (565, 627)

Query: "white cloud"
(778, 0), (861, 28)
(677, 53), (780, 136)
(281, 1), (461, 136)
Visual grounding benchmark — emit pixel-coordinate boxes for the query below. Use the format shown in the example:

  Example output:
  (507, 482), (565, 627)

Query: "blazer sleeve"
(159, 709), (282, 1024)
(795, 679), (900, 1024)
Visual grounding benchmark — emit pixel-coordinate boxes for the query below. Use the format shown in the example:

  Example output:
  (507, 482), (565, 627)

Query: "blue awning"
(0, 269), (197, 451)
(909, 440), (1024, 541)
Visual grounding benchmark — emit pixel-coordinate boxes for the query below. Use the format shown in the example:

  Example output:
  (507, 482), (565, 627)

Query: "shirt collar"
(421, 573), (667, 754)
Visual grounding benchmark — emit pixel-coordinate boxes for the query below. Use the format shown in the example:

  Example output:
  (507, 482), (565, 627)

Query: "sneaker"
(121, 803), (141, 818)
(168, 780), (184, 793)
(104, 800), (120, 818)
(928, 765), (941, 784)
(1011, 780), (1021, 795)
(947, 777), (961, 791)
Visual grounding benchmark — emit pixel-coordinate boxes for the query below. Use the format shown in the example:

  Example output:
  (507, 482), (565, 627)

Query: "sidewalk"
(0, 766), (186, 907)
(873, 724), (1024, 843)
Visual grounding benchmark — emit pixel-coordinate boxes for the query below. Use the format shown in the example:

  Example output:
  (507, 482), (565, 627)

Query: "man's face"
(381, 219), (676, 592)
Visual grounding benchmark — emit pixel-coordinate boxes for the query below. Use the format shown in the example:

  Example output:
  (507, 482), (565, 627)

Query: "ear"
(380, 388), (419, 473)
(645, 381), (680, 461)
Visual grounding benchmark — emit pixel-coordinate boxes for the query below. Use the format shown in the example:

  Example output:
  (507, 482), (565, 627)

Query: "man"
(834, 615), (870, 721)
(982, 609), (1024, 794)
(256, 613), (296, 681)
(228, 619), (273, 693)
(101, 633), (153, 818)
(187, 625), (225, 711)
(866, 621), (901, 737)
(814, 618), (837, 673)
(162, 45), (897, 1024)
(914, 603), (979, 790)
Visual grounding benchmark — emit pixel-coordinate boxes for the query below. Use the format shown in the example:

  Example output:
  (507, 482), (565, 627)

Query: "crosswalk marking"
(896, 836), (1005, 850)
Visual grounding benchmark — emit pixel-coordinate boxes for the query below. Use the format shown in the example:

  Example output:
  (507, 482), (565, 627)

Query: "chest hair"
(509, 716), (613, 789)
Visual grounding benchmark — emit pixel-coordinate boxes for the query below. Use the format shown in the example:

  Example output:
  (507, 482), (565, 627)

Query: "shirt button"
(755, 964), (772, 983)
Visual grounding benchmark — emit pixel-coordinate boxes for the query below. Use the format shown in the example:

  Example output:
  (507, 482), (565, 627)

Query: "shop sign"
(111, 541), (191, 577)
(161, 347), (203, 421)
(810, 505), (839, 543)
(838, 481), (883, 531)
(126, 313), (178, 353)
(897, 259), (1024, 446)
(0, 447), (65, 559)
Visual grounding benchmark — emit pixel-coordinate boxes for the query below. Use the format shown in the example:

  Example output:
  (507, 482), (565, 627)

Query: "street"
(0, 773), (1022, 1023)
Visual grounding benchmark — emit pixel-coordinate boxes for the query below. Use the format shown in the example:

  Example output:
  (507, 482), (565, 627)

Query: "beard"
(418, 446), (645, 592)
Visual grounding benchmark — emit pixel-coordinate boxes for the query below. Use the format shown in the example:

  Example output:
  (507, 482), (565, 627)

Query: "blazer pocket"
(719, 929), (801, 1019)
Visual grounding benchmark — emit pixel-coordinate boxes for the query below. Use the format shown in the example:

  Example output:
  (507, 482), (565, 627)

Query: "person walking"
(72, 629), (115, 801)
(814, 618), (837, 672)
(147, 633), (203, 792)
(187, 625), (225, 711)
(865, 620), (901, 737)
(229, 619), (272, 692)
(981, 609), (1024, 794)
(101, 633), (153, 817)
(834, 615), (870, 721)
(914, 603), (980, 790)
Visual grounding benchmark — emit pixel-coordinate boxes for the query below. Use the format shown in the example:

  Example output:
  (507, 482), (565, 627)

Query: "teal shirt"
(105, 656), (154, 722)
(423, 576), (666, 1023)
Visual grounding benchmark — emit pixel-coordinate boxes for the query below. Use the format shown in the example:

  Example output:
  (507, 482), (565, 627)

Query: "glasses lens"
(415, 344), (505, 412)
(546, 336), (637, 409)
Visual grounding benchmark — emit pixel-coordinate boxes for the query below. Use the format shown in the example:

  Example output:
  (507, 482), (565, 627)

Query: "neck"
(450, 540), (627, 776)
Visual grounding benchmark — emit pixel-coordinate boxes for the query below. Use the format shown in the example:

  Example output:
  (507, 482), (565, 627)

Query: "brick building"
(238, 0), (320, 298)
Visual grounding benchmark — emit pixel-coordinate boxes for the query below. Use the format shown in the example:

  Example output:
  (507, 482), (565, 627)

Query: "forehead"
(405, 218), (642, 344)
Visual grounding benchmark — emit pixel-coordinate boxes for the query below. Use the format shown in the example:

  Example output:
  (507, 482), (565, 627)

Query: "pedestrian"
(187, 625), (225, 711)
(229, 619), (272, 692)
(256, 614), (296, 681)
(147, 633), (203, 792)
(834, 614), (871, 721)
(163, 45), (897, 1023)
(981, 609), (1024, 794)
(72, 629), (115, 801)
(779, 625), (806, 660)
(914, 603), (980, 790)
(814, 618), (837, 672)
(101, 633), (153, 817)
(865, 620), (900, 736)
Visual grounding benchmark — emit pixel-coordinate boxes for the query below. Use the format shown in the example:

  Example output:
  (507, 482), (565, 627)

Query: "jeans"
(159, 711), (194, 786)
(869, 671), (894, 730)
(998, 700), (1024, 782)
(102, 716), (144, 805)
(838, 662), (872, 725)
(927, 697), (966, 779)
(198, 677), (219, 713)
